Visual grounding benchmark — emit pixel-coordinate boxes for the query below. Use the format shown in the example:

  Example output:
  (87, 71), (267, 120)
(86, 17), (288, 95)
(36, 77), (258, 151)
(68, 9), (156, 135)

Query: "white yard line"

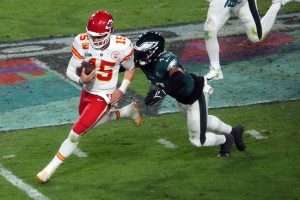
(73, 148), (88, 158)
(157, 138), (178, 149)
(2, 154), (16, 159)
(0, 164), (50, 200)
(245, 130), (268, 140)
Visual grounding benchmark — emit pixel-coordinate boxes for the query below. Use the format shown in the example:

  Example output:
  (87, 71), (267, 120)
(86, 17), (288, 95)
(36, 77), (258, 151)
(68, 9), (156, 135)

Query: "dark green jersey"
(140, 51), (204, 104)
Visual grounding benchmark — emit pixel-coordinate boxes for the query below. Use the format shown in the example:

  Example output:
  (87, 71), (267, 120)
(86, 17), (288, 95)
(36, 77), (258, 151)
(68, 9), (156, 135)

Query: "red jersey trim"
(72, 46), (84, 59)
(121, 48), (134, 63)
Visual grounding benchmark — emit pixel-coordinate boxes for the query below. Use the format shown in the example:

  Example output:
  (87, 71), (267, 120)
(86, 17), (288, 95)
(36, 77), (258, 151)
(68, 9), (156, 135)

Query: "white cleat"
(204, 69), (224, 81)
(129, 102), (142, 126)
(36, 170), (53, 183)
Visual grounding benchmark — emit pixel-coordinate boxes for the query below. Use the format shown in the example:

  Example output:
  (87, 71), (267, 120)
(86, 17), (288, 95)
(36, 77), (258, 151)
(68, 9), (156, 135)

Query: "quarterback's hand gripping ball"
(76, 61), (95, 76)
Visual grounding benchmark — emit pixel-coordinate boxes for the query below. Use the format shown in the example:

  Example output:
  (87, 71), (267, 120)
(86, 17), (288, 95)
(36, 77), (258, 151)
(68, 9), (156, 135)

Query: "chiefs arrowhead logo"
(106, 19), (113, 30)
(111, 51), (121, 60)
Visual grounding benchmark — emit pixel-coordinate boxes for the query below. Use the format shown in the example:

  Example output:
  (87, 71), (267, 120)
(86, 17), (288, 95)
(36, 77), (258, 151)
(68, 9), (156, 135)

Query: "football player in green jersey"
(134, 31), (246, 157)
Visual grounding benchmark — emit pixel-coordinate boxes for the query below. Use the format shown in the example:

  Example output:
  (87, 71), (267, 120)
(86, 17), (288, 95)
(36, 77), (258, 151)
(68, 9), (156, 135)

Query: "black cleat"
(218, 134), (234, 157)
(231, 125), (246, 151)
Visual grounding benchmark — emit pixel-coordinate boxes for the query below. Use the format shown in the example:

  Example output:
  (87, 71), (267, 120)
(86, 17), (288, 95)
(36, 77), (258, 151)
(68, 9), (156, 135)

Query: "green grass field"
(1, 1), (300, 200)
(1, 101), (299, 200)
(0, 0), (298, 42)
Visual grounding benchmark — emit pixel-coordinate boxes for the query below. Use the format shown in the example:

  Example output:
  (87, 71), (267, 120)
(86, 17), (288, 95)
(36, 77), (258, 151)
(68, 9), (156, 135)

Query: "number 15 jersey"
(67, 33), (134, 100)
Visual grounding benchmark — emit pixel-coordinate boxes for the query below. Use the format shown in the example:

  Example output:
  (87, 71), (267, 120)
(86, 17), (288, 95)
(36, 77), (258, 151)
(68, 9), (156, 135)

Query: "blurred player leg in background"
(204, 0), (299, 81)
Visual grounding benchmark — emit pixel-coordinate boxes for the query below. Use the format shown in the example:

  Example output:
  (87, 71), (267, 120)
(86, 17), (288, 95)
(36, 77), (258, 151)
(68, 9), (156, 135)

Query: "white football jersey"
(68, 33), (134, 101)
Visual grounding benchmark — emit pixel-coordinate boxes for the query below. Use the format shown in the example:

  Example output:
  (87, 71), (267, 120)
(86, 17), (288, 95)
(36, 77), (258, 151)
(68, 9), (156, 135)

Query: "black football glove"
(144, 89), (166, 106)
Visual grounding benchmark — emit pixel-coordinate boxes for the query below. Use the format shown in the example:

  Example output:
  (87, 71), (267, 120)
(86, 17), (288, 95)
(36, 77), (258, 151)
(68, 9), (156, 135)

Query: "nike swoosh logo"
(153, 91), (163, 99)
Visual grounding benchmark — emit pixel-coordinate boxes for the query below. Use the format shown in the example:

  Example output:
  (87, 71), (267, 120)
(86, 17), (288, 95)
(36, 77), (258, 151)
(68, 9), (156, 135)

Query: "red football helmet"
(86, 10), (114, 49)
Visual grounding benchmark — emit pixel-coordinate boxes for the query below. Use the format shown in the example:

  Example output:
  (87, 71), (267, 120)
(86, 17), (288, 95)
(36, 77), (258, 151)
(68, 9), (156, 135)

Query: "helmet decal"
(86, 10), (114, 49)
(105, 19), (114, 30)
(167, 59), (177, 70)
(134, 31), (165, 66)
(135, 41), (159, 51)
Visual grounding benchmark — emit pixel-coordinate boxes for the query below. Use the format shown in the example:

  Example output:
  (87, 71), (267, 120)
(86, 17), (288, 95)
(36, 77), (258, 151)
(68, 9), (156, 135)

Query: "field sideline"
(1, 1), (300, 200)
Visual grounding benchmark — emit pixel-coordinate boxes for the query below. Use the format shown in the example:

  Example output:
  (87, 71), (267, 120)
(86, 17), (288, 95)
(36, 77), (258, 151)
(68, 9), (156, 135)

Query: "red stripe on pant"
(73, 89), (110, 135)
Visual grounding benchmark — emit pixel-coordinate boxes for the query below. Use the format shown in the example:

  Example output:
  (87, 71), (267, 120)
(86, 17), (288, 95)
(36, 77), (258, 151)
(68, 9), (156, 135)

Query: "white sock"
(189, 131), (226, 147)
(94, 104), (134, 127)
(43, 130), (80, 173)
(118, 104), (133, 118)
(207, 115), (232, 134)
(94, 103), (136, 129)
(43, 156), (63, 174)
(205, 38), (221, 71)
(94, 110), (118, 127)
(58, 131), (79, 158)
(261, 3), (281, 36)
(203, 132), (226, 146)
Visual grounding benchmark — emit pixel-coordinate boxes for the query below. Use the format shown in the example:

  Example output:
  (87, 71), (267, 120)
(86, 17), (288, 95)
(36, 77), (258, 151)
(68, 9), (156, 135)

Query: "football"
(76, 61), (95, 76)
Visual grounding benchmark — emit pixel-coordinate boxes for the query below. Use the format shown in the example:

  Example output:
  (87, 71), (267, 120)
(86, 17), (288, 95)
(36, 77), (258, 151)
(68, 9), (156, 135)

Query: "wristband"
(78, 79), (83, 87)
(118, 79), (130, 94)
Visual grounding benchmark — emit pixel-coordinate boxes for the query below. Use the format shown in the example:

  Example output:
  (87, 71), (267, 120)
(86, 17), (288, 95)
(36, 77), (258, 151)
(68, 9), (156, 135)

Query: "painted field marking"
(33, 58), (81, 90)
(1, 14), (298, 60)
(157, 138), (178, 148)
(2, 154), (16, 159)
(0, 163), (50, 200)
(73, 148), (88, 158)
(0, 58), (80, 131)
(245, 130), (268, 140)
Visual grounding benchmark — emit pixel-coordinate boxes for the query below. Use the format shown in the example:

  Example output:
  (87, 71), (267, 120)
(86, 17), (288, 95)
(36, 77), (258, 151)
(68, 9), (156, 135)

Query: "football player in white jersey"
(204, 0), (299, 81)
(37, 10), (142, 183)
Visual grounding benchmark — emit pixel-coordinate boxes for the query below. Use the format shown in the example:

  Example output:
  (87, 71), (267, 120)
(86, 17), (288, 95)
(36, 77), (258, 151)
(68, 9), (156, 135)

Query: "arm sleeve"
(71, 36), (85, 59)
(67, 35), (85, 83)
(166, 71), (185, 94)
(163, 53), (185, 94)
(120, 39), (135, 70)
(66, 56), (82, 83)
(157, 53), (180, 77)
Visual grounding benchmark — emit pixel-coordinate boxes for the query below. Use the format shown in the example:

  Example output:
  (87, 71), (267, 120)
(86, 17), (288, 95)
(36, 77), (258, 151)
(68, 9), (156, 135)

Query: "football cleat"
(218, 134), (234, 157)
(36, 170), (53, 183)
(129, 102), (142, 126)
(204, 68), (224, 81)
(231, 125), (246, 151)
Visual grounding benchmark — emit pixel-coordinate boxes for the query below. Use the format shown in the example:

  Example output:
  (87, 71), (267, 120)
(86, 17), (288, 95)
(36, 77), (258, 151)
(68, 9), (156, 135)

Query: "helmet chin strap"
(92, 42), (110, 50)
